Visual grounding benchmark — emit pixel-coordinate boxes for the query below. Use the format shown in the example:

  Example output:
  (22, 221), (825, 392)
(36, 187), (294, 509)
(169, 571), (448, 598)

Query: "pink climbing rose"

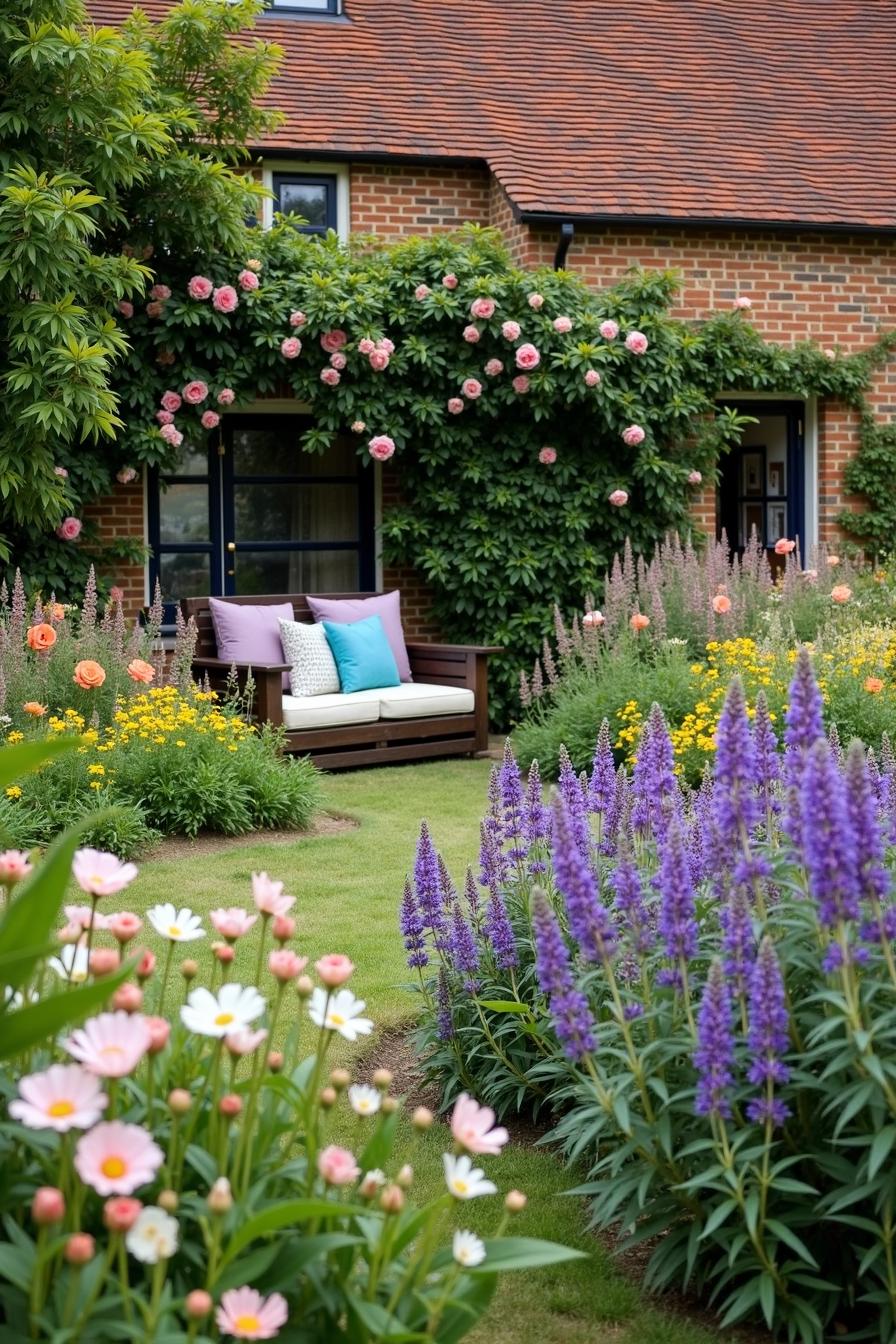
(201, 411), (220, 430)
(369, 350), (390, 372)
(553, 316), (573, 333)
(469, 297), (496, 320)
(442, 273), (458, 289)
(622, 425), (645, 447)
(584, 369), (601, 387)
(351, 420), (366, 433)
(461, 378), (482, 400)
(687, 469), (703, 485)
(734, 295), (752, 309)
(237, 269), (259, 291)
(609, 489), (629, 506)
(56, 517), (82, 542)
(159, 424), (183, 447)
(156, 410), (173, 425)
(117, 301), (133, 319)
(599, 319), (619, 340)
(289, 311), (306, 328)
(212, 286), (238, 313)
(447, 398), (464, 414)
(368, 435), (395, 462)
(320, 330), (348, 354)
(357, 338), (376, 355)
(187, 276), (213, 301)
(117, 467), (138, 484)
(182, 381), (208, 405)
(414, 284), (430, 300)
(512, 375), (530, 394)
(145, 302), (162, 319)
(484, 358), (504, 377)
(330, 351), (347, 370)
(538, 447), (557, 465)
(624, 330), (648, 355)
(320, 368), (341, 386)
(528, 293), (544, 310)
(378, 338), (394, 354)
(501, 321), (521, 341)
(462, 325), (481, 343)
(160, 391), (182, 413)
(515, 343), (540, 371)
(280, 338), (301, 359)
(149, 284), (171, 301)
(217, 388), (236, 405)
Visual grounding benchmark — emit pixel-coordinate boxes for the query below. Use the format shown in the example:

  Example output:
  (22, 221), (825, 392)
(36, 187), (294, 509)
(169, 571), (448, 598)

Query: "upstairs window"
(272, 172), (338, 236)
(265, 0), (340, 13)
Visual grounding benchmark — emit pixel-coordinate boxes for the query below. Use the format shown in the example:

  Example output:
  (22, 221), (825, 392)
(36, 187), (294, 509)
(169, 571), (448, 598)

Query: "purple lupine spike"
(32, 596), (44, 625)
(720, 885), (755, 995)
(557, 746), (592, 861)
(844, 744), (891, 938)
(752, 690), (781, 815)
(519, 670), (532, 709)
(438, 855), (458, 911)
(588, 719), (616, 818)
(693, 960), (735, 1119)
(478, 821), (508, 895)
(10, 569), (26, 646)
(552, 794), (617, 963)
(463, 865), (480, 920)
(882, 733), (896, 778)
(80, 565), (97, 632)
(656, 815), (698, 965)
(827, 722), (843, 766)
(602, 765), (630, 856)
(532, 888), (596, 1061)
(414, 821), (449, 949)
(523, 760), (551, 873)
(449, 903), (480, 989)
(801, 740), (861, 929)
(436, 970), (454, 1041)
(400, 877), (428, 969)
(745, 937), (791, 1126)
(711, 678), (760, 856)
(498, 740), (527, 857)
(686, 815), (706, 887)
(484, 764), (504, 845)
(611, 839), (653, 955)
(483, 884), (518, 970)
(631, 704), (680, 842)
(784, 647), (824, 774)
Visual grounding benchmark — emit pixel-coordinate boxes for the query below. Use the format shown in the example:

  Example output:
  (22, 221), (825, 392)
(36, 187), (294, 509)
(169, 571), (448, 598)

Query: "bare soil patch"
(146, 810), (358, 862)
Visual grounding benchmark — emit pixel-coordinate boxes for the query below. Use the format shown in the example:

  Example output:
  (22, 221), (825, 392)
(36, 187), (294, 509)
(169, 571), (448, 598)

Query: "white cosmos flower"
(181, 983), (266, 1038)
(147, 904), (205, 943)
(348, 1084), (381, 1117)
(453, 1229), (487, 1267)
(125, 1206), (179, 1263)
(442, 1153), (497, 1201)
(48, 943), (89, 983)
(4, 986), (38, 1010)
(308, 987), (373, 1042)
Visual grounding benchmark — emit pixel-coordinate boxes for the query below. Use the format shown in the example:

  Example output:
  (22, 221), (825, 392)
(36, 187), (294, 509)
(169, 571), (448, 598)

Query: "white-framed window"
(260, 161), (350, 242)
(264, 0), (341, 12)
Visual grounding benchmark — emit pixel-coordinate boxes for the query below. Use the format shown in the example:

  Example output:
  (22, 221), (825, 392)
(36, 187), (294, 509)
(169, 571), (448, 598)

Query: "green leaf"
(346, 1293), (424, 1341)
(0, 966), (131, 1058)
(467, 1237), (588, 1273)
(0, 737), (78, 793)
(868, 1125), (896, 1179)
(475, 1000), (530, 1014)
(220, 1200), (370, 1266)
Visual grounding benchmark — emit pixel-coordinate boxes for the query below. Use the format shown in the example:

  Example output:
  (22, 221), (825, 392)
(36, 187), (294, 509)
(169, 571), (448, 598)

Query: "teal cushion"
(322, 615), (401, 694)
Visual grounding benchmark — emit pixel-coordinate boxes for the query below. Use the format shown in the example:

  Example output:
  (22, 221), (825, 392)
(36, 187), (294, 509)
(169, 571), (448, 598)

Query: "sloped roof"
(86, 0), (896, 229)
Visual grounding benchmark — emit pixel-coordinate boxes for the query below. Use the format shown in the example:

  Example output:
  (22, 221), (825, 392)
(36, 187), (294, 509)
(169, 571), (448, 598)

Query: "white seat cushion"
(376, 682), (475, 719)
(282, 692), (380, 731)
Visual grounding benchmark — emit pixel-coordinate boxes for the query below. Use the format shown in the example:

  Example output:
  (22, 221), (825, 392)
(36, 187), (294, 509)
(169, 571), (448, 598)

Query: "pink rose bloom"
(774, 538), (796, 555)
(53, 466), (68, 478)
(161, 391), (182, 413)
(330, 352), (347, 370)
(378, 338), (395, 354)
(280, 337), (301, 359)
(201, 410), (220, 430)
(442, 273), (458, 289)
(625, 330), (649, 355)
(217, 1288), (288, 1340)
(470, 297), (496, 320)
(182, 380), (209, 405)
(368, 435), (396, 462)
(187, 276), (213, 301)
(713, 594), (732, 614)
(56, 517), (82, 542)
(584, 369), (601, 387)
(156, 410), (174, 425)
(212, 285), (238, 313)
(447, 398), (464, 415)
(117, 301), (133, 319)
(149, 284), (171, 301)
(553, 316), (573, 333)
(622, 424), (646, 447)
(369, 350), (390, 372)
(74, 1121), (163, 1196)
(414, 284), (431, 300)
(357, 337), (376, 355)
(484, 358), (504, 377)
(316, 953), (354, 987)
(451, 1093), (509, 1156)
(159, 423), (182, 447)
(289, 310), (306, 328)
(217, 388), (236, 405)
(318, 1144), (360, 1186)
(145, 302), (162, 319)
(528, 293), (544, 310)
(351, 420), (366, 433)
(462, 378), (482, 400)
(734, 295), (752, 309)
(501, 321), (521, 341)
(538, 446), (557, 465)
(462, 325), (481, 343)
(824, 347), (836, 359)
(831, 584), (852, 604)
(238, 269), (259, 291)
(609, 489), (629, 506)
(687, 470), (703, 485)
(582, 610), (605, 627)
(512, 375), (530, 394)
(321, 329), (348, 354)
(599, 319), (619, 340)
(320, 367), (341, 386)
(269, 949), (308, 982)
(252, 872), (295, 918)
(515, 343), (540, 371)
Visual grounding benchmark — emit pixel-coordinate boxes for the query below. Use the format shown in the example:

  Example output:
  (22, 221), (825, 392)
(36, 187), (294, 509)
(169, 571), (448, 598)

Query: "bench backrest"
(182, 593), (381, 660)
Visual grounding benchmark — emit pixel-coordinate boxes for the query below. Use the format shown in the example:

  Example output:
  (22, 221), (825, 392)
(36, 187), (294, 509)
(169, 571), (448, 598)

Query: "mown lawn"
(122, 758), (723, 1344)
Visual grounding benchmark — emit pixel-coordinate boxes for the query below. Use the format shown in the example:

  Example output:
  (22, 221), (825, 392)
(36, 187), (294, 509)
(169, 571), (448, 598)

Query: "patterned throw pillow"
(278, 619), (341, 697)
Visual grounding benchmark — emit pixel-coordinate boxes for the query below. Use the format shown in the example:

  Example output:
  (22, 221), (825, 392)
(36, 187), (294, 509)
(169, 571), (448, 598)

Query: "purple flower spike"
(745, 938), (791, 1127)
(657, 815), (699, 965)
(552, 794), (618, 963)
(611, 840), (653, 955)
(720, 885), (755, 994)
(463, 865), (480, 919)
(752, 690), (781, 814)
(693, 960), (736, 1119)
(712, 678), (760, 855)
(532, 888), (596, 1061)
(483, 885), (518, 970)
(844, 742), (890, 910)
(631, 703), (680, 842)
(784, 648), (825, 760)
(523, 760), (551, 871)
(588, 719), (616, 817)
(436, 970), (454, 1041)
(414, 821), (449, 950)
(400, 877), (428, 970)
(801, 740), (861, 929)
(498, 740), (526, 856)
(557, 746), (592, 860)
(478, 821), (507, 897)
(449, 903), (480, 988)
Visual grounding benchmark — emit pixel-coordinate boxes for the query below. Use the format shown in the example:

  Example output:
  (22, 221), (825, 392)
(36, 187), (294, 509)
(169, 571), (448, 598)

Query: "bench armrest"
(404, 642), (502, 657)
(406, 642), (501, 754)
(191, 657), (286, 728)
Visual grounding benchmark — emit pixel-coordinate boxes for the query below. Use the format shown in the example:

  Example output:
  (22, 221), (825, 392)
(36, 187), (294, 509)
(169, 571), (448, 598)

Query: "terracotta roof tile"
(85, 0), (896, 228)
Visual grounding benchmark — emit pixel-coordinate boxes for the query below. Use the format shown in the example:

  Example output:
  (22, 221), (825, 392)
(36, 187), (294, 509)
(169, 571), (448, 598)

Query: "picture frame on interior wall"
(767, 503), (787, 542)
(768, 462), (784, 496)
(741, 451), (763, 496)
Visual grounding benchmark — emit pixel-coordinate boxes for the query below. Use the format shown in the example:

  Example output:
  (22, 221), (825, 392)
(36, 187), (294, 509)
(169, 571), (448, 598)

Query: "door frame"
(716, 395), (816, 552)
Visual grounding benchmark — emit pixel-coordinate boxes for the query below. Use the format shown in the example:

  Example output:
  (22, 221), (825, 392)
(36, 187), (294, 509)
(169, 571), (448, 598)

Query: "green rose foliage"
(110, 222), (875, 722)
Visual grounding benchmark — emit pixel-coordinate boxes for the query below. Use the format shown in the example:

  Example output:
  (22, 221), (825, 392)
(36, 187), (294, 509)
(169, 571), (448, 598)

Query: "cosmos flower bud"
(168, 1088), (191, 1115)
(329, 1068), (351, 1091)
(319, 1086), (337, 1108)
(207, 1178), (233, 1214)
(267, 1050), (284, 1072)
(381, 1096), (398, 1114)
(380, 1184), (405, 1214)
(372, 1068), (392, 1090)
(219, 1094), (242, 1118)
(396, 1164), (414, 1189)
(65, 1234), (95, 1265)
(295, 975), (314, 998)
(185, 1289), (213, 1320)
(180, 958), (198, 980)
(412, 1106), (434, 1131)
(505, 1190), (528, 1212)
(158, 1189), (179, 1213)
(32, 1187), (65, 1225)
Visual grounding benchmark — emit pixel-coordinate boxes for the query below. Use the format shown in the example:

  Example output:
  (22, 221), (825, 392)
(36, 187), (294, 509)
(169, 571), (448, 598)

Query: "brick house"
(86, 0), (896, 634)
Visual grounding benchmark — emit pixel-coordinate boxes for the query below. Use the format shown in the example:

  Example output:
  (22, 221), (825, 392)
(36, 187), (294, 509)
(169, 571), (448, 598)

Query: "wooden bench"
(181, 593), (500, 770)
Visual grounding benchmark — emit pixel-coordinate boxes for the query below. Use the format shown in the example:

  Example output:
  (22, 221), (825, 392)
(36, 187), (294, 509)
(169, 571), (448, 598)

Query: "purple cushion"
(306, 591), (412, 682)
(209, 598), (294, 689)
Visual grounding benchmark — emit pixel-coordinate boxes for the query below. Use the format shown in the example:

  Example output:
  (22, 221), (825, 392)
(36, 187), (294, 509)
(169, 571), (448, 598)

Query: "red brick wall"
(350, 163), (490, 236)
(82, 481), (145, 615)
(380, 465), (440, 640)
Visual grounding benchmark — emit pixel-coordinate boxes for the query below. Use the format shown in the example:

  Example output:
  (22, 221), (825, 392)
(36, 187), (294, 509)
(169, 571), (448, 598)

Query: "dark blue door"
(718, 401), (805, 555)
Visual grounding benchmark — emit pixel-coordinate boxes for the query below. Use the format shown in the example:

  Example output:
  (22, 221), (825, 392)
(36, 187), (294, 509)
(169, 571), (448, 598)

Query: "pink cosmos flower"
(462, 378), (482, 400)
(357, 338), (375, 355)
(213, 285), (239, 313)
(54, 466), (68, 478)
(330, 351), (347, 370)
(368, 435), (396, 462)
(217, 388), (236, 405)
(316, 953), (354, 987)
(108, 912), (142, 944)
(216, 1287), (288, 1340)
(553, 316), (573, 333)
(65, 1012), (152, 1078)
(538, 447), (557, 465)
(56, 517), (82, 541)
(414, 284), (431, 300)
(599, 319), (619, 340)
(289, 311), (306, 328)
(512, 375), (530, 394)
(64, 904), (108, 931)
(624, 331), (648, 355)
(117, 301), (134, 319)
(528, 293), (544, 310)
(582, 610), (605, 627)
(584, 369), (601, 387)
(161, 390), (182, 413)
(501, 321), (521, 341)
(622, 425), (645, 447)
(442, 273), (458, 289)
(159, 425), (183, 448)
(183, 380), (209, 405)
(318, 1145), (360, 1186)
(269, 950), (308, 982)
(201, 410), (220, 430)
(774, 538), (796, 555)
(150, 284), (171, 302)
(515, 343), (540, 371)
(238, 269), (259, 292)
(252, 872), (295, 918)
(320, 330), (348, 354)
(609, 489), (629, 506)
(687, 469), (703, 485)
(187, 276), (213, 301)
(280, 337), (301, 359)
(350, 420), (366, 433)
(73, 848), (138, 897)
(463, 325), (481, 343)
(0, 850), (32, 883)
(74, 1121), (164, 1196)
(156, 410), (174, 425)
(10, 1064), (107, 1132)
(470, 297), (496, 320)
(225, 1027), (268, 1056)
(210, 907), (258, 940)
(447, 398), (464, 415)
(713, 594), (732, 614)
(734, 295), (752, 309)
(484, 358), (503, 377)
(272, 914), (295, 942)
(369, 350), (389, 372)
(145, 301), (163, 318)
(451, 1093), (509, 1156)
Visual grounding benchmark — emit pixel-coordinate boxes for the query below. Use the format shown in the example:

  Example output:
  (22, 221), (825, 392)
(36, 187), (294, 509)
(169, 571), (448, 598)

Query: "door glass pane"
(159, 484), (209, 543)
(235, 550), (358, 596)
(159, 553), (211, 605)
(234, 484), (357, 543)
(231, 428), (356, 478)
(278, 182), (329, 227)
(766, 450), (787, 497)
(301, 438), (358, 476)
(766, 503), (787, 543)
(165, 446), (209, 477)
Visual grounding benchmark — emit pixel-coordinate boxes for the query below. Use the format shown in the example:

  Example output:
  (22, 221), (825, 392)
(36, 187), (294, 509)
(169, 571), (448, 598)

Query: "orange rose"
(22, 702), (47, 717)
(73, 659), (106, 690)
(26, 623), (57, 652)
(49, 603), (66, 621)
(127, 658), (155, 684)
(865, 677), (884, 694)
(712, 594), (732, 614)
(630, 612), (651, 632)
(831, 585), (852, 604)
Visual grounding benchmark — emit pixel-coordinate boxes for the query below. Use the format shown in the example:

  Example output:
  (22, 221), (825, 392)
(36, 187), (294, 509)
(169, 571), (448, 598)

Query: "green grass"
(120, 758), (725, 1344)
